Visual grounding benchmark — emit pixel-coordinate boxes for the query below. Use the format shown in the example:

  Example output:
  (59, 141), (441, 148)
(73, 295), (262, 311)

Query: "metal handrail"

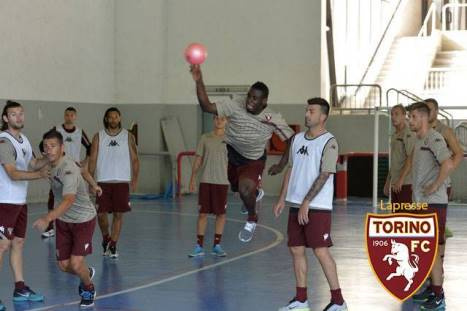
(442, 3), (467, 31)
(418, 2), (437, 36)
(386, 88), (454, 127)
(330, 84), (383, 108)
(386, 88), (420, 107)
(358, 0), (403, 86)
(401, 89), (454, 126)
(400, 89), (423, 101)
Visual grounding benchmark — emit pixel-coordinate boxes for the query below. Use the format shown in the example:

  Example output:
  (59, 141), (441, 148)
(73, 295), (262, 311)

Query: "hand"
(189, 178), (196, 193)
(39, 166), (51, 179)
(392, 178), (403, 193)
(423, 183), (438, 196)
(273, 200), (285, 218)
(298, 201), (310, 225)
(190, 64), (202, 82)
(91, 185), (103, 197)
(383, 181), (390, 197)
(33, 216), (50, 232)
(268, 163), (284, 176)
(130, 180), (137, 193)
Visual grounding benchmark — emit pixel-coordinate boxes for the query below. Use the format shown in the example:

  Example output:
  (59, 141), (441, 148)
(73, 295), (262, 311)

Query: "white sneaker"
(240, 188), (264, 214)
(238, 221), (257, 242)
(323, 301), (347, 311)
(240, 205), (248, 215)
(41, 229), (55, 238)
(278, 298), (310, 311)
(256, 188), (265, 202)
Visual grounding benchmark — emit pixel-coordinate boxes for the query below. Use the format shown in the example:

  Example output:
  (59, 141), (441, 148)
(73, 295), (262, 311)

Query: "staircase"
(364, 35), (439, 107)
(422, 31), (467, 108)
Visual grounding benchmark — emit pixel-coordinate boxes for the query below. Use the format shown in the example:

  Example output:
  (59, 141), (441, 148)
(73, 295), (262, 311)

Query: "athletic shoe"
(323, 301), (348, 311)
(79, 267), (96, 295)
(79, 287), (96, 308)
(240, 188), (265, 214)
(188, 244), (205, 257)
(102, 240), (109, 256)
(256, 188), (265, 201)
(240, 204), (248, 215)
(278, 297), (310, 311)
(0, 299), (5, 311)
(13, 286), (44, 302)
(420, 294), (446, 310)
(108, 244), (119, 258)
(238, 221), (257, 243)
(41, 228), (55, 238)
(413, 287), (434, 303)
(212, 244), (227, 257)
(89, 267), (96, 281)
(445, 226), (453, 238)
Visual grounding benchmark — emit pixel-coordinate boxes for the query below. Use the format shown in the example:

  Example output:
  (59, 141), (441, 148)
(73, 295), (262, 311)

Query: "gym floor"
(0, 196), (466, 311)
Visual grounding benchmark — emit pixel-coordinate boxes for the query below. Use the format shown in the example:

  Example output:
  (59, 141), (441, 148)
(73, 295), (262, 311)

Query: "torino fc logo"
(365, 213), (438, 301)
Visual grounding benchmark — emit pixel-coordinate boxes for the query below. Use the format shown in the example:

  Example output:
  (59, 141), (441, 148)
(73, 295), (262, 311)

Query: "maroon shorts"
(0, 204), (27, 240)
(56, 217), (96, 261)
(287, 208), (333, 249)
(412, 204), (447, 245)
(391, 185), (412, 207)
(228, 160), (265, 193)
(198, 183), (228, 215)
(96, 183), (131, 213)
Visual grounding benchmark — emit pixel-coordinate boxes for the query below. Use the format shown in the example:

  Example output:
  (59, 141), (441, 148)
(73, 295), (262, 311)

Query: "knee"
(238, 182), (255, 198)
(0, 240), (11, 254)
(289, 246), (305, 257)
(199, 213), (208, 220)
(70, 257), (84, 273)
(113, 213), (123, 221)
(11, 237), (25, 249)
(57, 260), (70, 272)
(313, 247), (330, 260)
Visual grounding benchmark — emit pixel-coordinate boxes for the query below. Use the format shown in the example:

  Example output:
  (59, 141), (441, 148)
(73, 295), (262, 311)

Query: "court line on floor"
(28, 209), (284, 311)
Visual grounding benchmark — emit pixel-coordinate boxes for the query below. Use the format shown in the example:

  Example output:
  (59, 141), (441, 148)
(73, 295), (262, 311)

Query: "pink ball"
(184, 43), (208, 65)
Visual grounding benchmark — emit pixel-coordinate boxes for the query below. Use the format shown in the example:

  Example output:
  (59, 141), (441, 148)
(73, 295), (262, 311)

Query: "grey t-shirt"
(195, 132), (229, 185)
(50, 156), (96, 223)
(215, 96), (294, 160)
(0, 138), (16, 165)
(389, 126), (415, 184)
(412, 129), (451, 204)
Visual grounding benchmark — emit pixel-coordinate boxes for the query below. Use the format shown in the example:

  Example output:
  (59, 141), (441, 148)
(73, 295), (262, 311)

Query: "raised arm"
(190, 65), (218, 114)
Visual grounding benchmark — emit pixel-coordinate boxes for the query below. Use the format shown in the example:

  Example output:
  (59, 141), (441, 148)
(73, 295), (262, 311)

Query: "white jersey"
(286, 131), (335, 210)
(96, 129), (131, 182)
(56, 124), (83, 162)
(0, 132), (33, 204)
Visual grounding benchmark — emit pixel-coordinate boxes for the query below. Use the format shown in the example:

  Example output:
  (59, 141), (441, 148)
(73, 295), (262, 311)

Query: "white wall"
(0, 0), (115, 103)
(1, 1), (322, 105)
(114, 0), (168, 104)
(115, 0), (322, 104)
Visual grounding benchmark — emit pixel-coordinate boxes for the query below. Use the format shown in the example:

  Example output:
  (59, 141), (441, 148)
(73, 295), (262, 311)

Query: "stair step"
(433, 59), (467, 66)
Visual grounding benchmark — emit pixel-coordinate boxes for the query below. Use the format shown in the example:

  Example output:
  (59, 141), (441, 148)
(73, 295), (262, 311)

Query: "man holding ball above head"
(189, 64), (294, 242)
